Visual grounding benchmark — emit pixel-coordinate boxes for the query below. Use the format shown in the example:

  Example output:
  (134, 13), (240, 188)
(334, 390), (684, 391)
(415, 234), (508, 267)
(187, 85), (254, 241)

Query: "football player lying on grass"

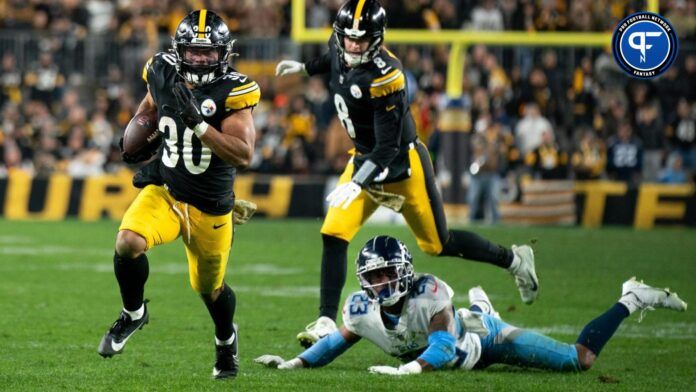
(256, 236), (687, 375)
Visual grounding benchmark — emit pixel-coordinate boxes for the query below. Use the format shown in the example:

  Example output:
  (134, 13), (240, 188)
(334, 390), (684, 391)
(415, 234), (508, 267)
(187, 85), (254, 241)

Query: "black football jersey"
(305, 35), (417, 183)
(142, 52), (260, 214)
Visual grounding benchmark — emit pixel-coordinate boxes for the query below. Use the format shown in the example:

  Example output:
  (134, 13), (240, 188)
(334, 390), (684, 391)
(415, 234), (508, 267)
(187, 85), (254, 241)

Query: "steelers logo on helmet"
(612, 12), (678, 79)
(172, 9), (236, 86)
(333, 0), (387, 68)
(201, 98), (217, 117)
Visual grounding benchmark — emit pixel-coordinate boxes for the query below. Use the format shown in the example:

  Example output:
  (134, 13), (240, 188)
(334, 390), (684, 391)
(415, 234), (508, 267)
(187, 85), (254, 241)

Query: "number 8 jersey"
(304, 34), (417, 183)
(142, 51), (260, 215)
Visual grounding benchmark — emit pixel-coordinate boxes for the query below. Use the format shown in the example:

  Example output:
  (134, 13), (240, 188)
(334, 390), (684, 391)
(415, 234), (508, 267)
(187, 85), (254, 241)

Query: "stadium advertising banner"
(0, 170), (694, 229)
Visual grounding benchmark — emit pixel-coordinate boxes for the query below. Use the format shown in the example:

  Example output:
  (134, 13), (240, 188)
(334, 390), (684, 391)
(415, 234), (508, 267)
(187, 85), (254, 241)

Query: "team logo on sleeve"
(201, 98), (217, 117)
(612, 12), (678, 79)
(350, 84), (362, 99)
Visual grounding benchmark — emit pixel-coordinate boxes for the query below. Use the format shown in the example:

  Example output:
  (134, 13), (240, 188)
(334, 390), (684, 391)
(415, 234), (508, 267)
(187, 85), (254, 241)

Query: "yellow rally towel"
(233, 199), (257, 225)
(365, 186), (405, 212)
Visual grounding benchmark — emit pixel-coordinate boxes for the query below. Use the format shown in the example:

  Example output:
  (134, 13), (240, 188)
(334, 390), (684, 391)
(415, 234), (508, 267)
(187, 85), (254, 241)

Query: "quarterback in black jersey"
(98, 10), (258, 379)
(276, 0), (540, 348)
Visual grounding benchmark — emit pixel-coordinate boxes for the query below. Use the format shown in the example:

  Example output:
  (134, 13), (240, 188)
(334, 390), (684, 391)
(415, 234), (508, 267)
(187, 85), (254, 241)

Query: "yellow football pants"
(119, 185), (234, 294)
(321, 142), (449, 255)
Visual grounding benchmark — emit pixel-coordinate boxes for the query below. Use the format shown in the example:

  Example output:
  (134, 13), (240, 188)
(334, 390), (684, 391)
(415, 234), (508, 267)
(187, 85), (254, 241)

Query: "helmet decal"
(172, 9), (235, 86)
(333, 0), (387, 67)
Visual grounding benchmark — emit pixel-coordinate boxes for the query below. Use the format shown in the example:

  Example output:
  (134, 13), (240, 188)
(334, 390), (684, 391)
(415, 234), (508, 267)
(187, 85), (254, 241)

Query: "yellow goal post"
(290, 0), (660, 98)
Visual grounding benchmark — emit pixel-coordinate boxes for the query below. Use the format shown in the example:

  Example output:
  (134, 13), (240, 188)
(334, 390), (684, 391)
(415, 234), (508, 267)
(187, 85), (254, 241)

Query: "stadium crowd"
(0, 0), (694, 186)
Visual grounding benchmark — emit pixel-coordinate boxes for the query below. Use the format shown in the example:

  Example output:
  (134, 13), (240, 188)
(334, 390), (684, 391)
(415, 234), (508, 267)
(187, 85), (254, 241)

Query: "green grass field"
(0, 219), (695, 391)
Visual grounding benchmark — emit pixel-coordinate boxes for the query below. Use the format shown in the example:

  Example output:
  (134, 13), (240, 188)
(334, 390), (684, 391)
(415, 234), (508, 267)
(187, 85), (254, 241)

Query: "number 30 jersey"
(142, 52), (260, 214)
(305, 35), (417, 183)
(341, 274), (482, 370)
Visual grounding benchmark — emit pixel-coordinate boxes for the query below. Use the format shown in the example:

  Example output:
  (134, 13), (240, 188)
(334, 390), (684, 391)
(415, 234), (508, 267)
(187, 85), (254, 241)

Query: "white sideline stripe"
(0, 246), (110, 256)
(0, 236), (34, 244)
(234, 285), (319, 298)
(524, 323), (696, 340)
(0, 253), (305, 277)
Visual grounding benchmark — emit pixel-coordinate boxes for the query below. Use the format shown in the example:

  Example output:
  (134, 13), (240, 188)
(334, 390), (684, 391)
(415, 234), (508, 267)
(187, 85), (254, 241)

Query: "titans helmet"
(356, 236), (414, 306)
(333, 0), (386, 67)
(172, 9), (235, 86)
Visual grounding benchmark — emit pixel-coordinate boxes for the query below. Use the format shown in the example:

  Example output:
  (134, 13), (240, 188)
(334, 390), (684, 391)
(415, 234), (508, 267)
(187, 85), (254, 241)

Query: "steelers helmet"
(172, 9), (235, 86)
(333, 0), (387, 67)
(356, 236), (414, 306)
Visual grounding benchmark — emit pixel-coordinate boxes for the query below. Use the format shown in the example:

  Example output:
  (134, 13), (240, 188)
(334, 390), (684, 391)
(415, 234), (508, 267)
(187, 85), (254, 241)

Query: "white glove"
(275, 60), (306, 76)
(326, 181), (362, 209)
(368, 361), (422, 376)
(254, 355), (304, 370)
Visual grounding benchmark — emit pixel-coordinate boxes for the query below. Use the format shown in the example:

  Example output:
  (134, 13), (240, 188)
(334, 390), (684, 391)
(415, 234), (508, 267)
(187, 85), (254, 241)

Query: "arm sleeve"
(304, 52), (331, 76)
(417, 330), (457, 370)
(298, 330), (356, 368)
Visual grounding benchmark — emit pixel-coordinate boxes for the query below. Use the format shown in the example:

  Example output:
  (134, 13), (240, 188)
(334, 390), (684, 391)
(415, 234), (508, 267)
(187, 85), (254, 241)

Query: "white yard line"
(0, 236), (34, 244)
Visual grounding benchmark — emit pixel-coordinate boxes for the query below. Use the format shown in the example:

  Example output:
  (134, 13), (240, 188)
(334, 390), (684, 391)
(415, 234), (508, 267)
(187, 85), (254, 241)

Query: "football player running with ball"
(97, 10), (260, 379)
(256, 236), (687, 374)
(276, 0), (538, 347)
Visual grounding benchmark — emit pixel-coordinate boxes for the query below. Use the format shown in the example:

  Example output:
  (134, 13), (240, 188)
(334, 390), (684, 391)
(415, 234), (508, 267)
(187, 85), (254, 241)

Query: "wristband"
(193, 122), (209, 138)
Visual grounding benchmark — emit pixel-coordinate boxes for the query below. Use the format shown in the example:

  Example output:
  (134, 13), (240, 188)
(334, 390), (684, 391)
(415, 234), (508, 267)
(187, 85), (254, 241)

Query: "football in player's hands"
(121, 108), (161, 163)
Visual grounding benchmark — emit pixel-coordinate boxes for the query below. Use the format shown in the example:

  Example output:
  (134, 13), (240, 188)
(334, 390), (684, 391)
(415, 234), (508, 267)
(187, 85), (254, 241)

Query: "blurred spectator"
(469, 0), (504, 30)
(524, 129), (568, 179)
(607, 122), (643, 186)
(634, 103), (665, 182)
(571, 129), (606, 180)
(515, 102), (553, 155)
(24, 52), (65, 108)
(666, 98), (696, 169)
(1, 53), (23, 107)
(467, 120), (508, 223)
(658, 152), (689, 184)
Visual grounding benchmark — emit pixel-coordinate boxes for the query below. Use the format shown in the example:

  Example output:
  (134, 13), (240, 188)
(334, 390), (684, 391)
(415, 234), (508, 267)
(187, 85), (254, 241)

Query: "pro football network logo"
(612, 12), (678, 78)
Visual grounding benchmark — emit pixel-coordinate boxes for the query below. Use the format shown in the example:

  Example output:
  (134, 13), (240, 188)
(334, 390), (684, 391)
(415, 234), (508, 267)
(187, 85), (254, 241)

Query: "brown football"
(122, 109), (161, 156)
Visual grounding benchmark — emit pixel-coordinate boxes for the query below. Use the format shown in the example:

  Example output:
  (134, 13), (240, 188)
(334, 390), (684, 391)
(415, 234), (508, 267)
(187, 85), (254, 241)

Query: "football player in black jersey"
(97, 10), (259, 379)
(276, 0), (539, 347)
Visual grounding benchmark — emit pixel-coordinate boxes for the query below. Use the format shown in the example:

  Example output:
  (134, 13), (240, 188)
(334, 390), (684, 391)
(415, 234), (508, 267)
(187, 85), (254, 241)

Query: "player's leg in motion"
(184, 207), (238, 379)
(388, 142), (539, 304)
(470, 280), (687, 371)
(297, 160), (379, 347)
(98, 185), (181, 357)
(574, 277), (687, 370)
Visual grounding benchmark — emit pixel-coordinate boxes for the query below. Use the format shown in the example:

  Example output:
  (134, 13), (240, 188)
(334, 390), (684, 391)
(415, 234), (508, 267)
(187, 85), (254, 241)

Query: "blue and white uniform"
(342, 274), (481, 370)
(298, 273), (581, 372)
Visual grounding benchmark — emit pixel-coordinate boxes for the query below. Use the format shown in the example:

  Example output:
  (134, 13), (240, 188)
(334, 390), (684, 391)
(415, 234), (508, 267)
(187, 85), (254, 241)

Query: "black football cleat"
(213, 324), (239, 379)
(98, 300), (149, 358)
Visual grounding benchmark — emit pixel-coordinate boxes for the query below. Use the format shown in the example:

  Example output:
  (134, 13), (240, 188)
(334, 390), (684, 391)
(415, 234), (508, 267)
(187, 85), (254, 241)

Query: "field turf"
(0, 219), (694, 391)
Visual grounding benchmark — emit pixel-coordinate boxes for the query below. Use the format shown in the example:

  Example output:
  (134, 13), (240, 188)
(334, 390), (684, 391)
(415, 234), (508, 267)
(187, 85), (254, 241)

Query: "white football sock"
(508, 253), (521, 272)
(618, 296), (640, 314)
(124, 304), (145, 321)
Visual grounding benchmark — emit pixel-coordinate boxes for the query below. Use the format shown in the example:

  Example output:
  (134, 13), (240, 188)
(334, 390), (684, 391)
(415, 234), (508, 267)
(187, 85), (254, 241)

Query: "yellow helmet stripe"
(352, 0), (367, 30)
(197, 9), (208, 38)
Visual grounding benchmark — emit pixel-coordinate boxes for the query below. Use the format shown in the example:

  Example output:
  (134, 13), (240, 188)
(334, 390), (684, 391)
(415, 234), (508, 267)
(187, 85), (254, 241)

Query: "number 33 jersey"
(341, 274), (482, 370)
(142, 51), (260, 215)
